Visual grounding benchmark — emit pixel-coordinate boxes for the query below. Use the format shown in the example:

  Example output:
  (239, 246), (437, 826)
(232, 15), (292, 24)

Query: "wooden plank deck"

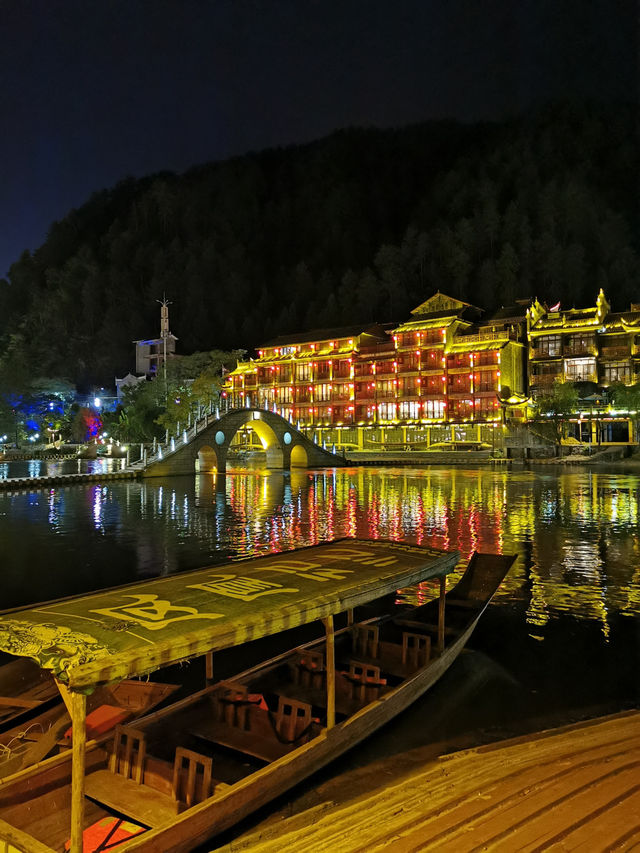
(216, 710), (640, 852)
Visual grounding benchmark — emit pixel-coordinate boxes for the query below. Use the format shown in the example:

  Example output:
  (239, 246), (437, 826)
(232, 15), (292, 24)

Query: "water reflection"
(0, 458), (123, 479)
(1, 467), (639, 645)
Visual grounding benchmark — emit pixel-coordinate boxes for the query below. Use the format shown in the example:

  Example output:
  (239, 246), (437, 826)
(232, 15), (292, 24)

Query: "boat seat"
(353, 624), (379, 659)
(402, 632), (430, 671)
(213, 680), (251, 730)
(109, 724), (146, 783)
(291, 649), (325, 688)
(274, 696), (312, 742)
(172, 747), (213, 810)
(343, 662), (387, 703)
(395, 617), (458, 636)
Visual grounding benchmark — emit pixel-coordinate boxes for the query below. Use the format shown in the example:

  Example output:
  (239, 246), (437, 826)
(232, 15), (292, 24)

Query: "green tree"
(156, 349), (246, 435)
(534, 380), (579, 448)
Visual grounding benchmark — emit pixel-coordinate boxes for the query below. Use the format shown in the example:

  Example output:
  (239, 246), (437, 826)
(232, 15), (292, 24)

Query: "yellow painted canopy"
(0, 539), (458, 692)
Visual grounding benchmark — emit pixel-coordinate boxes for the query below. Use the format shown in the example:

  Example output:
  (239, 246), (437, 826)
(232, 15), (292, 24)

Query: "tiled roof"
(261, 323), (390, 348)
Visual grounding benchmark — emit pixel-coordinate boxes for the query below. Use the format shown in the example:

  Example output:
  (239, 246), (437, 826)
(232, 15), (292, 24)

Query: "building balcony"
(530, 373), (563, 387)
(600, 346), (630, 360)
(563, 346), (597, 358)
(566, 373), (598, 384)
(456, 331), (510, 344)
(530, 350), (562, 360)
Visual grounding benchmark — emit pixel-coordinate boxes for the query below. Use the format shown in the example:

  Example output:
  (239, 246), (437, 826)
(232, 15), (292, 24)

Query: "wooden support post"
(57, 682), (86, 853)
(347, 608), (354, 626)
(438, 576), (446, 654)
(205, 652), (214, 686)
(323, 615), (336, 730)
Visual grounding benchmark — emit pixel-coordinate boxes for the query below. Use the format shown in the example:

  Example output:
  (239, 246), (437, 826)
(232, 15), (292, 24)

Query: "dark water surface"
(1, 463), (639, 833)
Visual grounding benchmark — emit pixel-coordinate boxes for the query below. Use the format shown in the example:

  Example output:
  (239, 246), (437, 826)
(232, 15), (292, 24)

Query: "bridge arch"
(141, 408), (346, 477)
(196, 444), (217, 473)
(290, 444), (308, 467)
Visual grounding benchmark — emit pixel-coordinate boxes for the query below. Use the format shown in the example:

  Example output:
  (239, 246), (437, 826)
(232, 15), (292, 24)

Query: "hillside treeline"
(0, 100), (638, 388)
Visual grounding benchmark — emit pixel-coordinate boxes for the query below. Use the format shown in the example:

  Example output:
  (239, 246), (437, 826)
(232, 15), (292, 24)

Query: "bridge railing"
(128, 409), (218, 470)
(129, 406), (346, 472)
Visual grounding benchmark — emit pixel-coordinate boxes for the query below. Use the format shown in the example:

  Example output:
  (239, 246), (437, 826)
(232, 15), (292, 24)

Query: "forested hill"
(0, 100), (638, 388)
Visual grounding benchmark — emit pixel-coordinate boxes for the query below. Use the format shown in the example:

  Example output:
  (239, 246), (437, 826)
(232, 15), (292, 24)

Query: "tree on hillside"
(1, 102), (638, 381)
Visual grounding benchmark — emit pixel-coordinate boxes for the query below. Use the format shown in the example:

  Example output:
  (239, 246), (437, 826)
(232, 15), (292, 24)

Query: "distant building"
(133, 299), (178, 377)
(224, 289), (640, 446)
(225, 294), (526, 427)
(527, 289), (640, 394)
(115, 373), (147, 400)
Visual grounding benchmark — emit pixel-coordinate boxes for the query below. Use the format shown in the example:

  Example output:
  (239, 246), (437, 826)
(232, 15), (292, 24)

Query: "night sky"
(1, 0), (636, 279)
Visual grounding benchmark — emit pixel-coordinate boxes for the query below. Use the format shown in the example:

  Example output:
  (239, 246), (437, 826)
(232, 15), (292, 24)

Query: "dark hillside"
(0, 101), (637, 387)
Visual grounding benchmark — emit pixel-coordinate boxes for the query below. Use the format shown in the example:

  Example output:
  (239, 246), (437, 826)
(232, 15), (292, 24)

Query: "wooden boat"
(0, 538), (514, 853)
(0, 678), (179, 779)
(0, 658), (60, 732)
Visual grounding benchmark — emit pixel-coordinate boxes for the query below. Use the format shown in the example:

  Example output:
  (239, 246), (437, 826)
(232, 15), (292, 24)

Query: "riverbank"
(0, 470), (137, 491)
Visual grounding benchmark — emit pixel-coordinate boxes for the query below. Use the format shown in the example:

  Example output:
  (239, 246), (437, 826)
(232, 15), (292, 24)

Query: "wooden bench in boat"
(85, 725), (226, 826)
(346, 624), (432, 679)
(289, 648), (325, 690)
(190, 681), (317, 763)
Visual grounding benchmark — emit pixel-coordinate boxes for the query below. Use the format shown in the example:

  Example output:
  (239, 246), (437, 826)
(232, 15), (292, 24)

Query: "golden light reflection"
(216, 466), (640, 640)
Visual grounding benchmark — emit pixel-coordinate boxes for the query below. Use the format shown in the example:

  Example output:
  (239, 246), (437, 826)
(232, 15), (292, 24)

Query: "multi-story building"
(390, 293), (526, 425)
(224, 324), (390, 426)
(527, 289), (609, 394)
(133, 299), (177, 377)
(225, 294), (526, 437)
(527, 289), (640, 392)
(224, 289), (639, 447)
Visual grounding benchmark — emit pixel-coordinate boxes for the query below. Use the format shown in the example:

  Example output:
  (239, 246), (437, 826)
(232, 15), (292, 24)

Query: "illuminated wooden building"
(388, 294), (526, 425)
(225, 294), (526, 429)
(527, 289), (609, 394)
(527, 289), (640, 394)
(224, 325), (390, 425)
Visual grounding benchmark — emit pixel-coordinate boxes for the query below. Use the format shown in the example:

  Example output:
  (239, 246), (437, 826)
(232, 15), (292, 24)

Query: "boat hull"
(124, 618), (478, 853)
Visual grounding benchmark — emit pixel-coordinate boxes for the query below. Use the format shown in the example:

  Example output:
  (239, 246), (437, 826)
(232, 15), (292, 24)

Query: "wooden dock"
(218, 710), (640, 852)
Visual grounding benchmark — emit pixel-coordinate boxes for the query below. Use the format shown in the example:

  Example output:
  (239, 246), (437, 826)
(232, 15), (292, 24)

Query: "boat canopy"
(0, 539), (458, 692)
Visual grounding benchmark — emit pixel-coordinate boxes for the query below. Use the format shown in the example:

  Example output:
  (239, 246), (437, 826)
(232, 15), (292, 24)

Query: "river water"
(1, 463), (639, 835)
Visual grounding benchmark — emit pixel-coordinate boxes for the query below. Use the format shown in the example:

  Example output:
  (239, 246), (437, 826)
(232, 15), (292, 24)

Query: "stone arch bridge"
(135, 408), (347, 477)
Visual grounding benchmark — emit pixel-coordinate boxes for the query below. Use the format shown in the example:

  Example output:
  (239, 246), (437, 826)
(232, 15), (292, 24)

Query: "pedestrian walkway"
(216, 710), (640, 852)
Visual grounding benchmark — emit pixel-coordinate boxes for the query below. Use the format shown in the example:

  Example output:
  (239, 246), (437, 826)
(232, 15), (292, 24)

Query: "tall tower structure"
(160, 296), (172, 384)
(133, 298), (177, 378)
